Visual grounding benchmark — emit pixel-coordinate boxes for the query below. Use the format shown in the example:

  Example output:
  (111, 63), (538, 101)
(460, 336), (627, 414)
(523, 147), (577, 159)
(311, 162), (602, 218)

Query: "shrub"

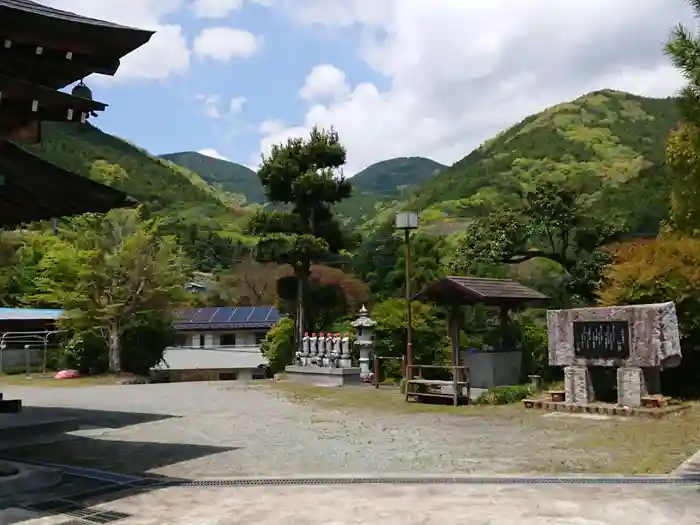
(260, 317), (295, 374)
(475, 384), (534, 405)
(121, 313), (175, 375)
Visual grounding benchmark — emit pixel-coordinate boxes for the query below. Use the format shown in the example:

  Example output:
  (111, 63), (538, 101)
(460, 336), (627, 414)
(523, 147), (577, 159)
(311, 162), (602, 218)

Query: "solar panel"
(246, 306), (272, 323)
(267, 308), (280, 323)
(229, 307), (254, 323)
(210, 307), (234, 323)
(191, 308), (215, 323)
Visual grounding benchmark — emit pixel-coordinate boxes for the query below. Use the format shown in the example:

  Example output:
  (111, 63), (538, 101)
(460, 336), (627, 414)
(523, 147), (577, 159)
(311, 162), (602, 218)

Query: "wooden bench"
(404, 365), (470, 406)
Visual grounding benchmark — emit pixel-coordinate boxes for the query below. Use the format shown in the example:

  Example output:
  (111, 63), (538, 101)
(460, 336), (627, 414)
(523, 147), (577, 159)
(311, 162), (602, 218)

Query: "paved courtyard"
(0, 381), (621, 477)
(1, 381), (699, 524)
(4, 484), (700, 524)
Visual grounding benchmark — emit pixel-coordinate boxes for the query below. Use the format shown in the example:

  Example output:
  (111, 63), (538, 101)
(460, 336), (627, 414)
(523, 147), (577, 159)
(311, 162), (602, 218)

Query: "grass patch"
(566, 405), (700, 474)
(0, 373), (128, 387)
(265, 381), (534, 420)
(266, 381), (700, 474)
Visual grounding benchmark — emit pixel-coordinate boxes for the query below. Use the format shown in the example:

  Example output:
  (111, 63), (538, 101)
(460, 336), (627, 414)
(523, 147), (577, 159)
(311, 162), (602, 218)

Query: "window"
(173, 334), (187, 347)
(218, 372), (238, 381)
(220, 333), (236, 347)
(255, 332), (266, 345)
(199, 334), (206, 348)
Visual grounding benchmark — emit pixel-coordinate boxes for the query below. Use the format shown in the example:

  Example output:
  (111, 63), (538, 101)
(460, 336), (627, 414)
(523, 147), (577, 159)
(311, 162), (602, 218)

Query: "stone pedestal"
(358, 345), (371, 379)
(284, 365), (362, 387)
(564, 366), (592, 404)
(617, 366), (646, 408)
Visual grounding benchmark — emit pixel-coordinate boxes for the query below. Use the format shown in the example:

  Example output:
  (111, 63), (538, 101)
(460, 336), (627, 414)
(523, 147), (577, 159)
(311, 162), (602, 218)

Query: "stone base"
(522, 399), (690, 419)
(284, 366), (362, 387)
(564, 366), (592, 404)
(617, 366), (647, 408)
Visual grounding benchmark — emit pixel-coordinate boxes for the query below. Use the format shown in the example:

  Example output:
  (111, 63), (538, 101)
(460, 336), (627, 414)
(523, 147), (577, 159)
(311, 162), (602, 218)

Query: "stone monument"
(351, 305), (375, 381)
(547, 302), (681, 408)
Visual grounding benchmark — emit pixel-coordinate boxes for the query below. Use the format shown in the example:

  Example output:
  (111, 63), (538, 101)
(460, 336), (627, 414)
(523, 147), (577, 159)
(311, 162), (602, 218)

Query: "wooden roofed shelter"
(0, 0), (153, 446)
(413, 277), (548, 384)
(0, 0), (154, 225)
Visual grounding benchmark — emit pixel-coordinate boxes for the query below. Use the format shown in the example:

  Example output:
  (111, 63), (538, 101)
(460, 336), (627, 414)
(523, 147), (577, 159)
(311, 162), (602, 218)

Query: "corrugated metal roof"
(414, 276), (547, 305)
(154, 348), (268, 371)
(0, 308), (64, 321)
(0, 0), (146, 30)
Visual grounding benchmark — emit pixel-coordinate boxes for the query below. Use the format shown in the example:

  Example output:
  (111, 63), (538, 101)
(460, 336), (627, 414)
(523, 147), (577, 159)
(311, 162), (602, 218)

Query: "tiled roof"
(414, 276), (548, 305)
(0, 0), (145, 30)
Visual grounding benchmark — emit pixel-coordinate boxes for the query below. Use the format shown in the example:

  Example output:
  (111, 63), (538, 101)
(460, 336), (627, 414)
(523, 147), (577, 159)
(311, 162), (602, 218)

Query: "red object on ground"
(54, 369), (80, 379)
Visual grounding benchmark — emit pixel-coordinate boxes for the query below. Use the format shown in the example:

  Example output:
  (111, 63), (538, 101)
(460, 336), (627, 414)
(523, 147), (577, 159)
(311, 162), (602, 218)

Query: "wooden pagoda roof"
(0, 0), (154, 88)
(0, 141), (134, 226)
(413, 276), (548, 307)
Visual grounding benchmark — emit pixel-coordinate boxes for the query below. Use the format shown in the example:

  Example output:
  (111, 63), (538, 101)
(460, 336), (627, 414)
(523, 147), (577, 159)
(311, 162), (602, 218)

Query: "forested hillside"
(161, 151), (263, 204)
(364, 90), (679, 236)
(334, 156), (446, 227)
(21, 123), (255, 271)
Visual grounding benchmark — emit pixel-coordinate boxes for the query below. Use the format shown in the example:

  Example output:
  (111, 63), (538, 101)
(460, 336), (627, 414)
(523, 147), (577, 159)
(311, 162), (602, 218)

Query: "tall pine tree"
(249, 127), (352, 346)
(665, 0), (700, 232)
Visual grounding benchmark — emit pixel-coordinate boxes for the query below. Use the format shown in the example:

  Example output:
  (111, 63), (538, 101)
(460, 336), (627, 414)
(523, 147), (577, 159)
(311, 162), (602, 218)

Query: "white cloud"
(39, 0), (190, 83)
(195, 94), (247, 118)
(191, 0), (243, 18)
(299, 64), (349, 102)
(198, 148), (229, 161)
(194, 27), (263, 61)
(254, 0), (695, 175)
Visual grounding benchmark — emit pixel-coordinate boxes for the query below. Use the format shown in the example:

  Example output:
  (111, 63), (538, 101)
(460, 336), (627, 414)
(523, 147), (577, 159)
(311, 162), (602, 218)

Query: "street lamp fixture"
(395, 211), (419, 377)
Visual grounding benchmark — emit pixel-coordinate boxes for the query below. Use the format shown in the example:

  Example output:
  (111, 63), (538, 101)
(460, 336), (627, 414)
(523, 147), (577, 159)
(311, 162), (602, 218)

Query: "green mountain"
(21, 122), (254, 271)
(335, 156), (446, 227)
(161, 151), (264, 204)
(364, 90), (679, 236)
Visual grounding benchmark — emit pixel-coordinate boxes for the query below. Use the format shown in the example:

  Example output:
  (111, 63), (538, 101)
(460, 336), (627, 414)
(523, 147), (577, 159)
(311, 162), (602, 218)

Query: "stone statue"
(301, 332), (310, 366)
(317, 332), (326, 367)
(309, 332), (318, 366)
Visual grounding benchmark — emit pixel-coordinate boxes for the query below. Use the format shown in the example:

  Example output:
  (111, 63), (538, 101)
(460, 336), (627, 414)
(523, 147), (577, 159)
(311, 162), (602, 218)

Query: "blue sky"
(50, 0), (694, 174)
(64, 0), (388, 170)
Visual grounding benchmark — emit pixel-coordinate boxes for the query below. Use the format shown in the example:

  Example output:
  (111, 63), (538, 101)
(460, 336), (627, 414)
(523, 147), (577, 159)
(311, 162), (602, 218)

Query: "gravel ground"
(2, 382), (614, 478)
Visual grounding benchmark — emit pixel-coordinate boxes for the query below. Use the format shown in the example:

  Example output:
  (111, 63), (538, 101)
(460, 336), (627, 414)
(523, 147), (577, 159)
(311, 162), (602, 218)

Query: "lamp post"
(395, 211), (419, 377)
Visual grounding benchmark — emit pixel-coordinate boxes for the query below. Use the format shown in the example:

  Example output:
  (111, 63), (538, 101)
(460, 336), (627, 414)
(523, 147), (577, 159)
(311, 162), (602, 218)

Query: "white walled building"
(154, 306), (281, 382)
(172, 306), (279, 350)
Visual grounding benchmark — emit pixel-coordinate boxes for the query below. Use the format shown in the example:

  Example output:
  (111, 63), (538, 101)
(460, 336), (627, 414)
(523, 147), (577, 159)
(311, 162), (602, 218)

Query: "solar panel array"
(174, 306), (280, 329)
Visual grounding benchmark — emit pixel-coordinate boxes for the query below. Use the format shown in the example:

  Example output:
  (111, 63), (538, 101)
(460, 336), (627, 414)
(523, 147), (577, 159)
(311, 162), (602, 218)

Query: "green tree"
(449, 180), (623, 301)
(371, 298), (450, 380)
(30, 209), (189, 373)
(248, 127), (352, 345)
(665, 4), (700, 232)
(599, 235), (700, 396)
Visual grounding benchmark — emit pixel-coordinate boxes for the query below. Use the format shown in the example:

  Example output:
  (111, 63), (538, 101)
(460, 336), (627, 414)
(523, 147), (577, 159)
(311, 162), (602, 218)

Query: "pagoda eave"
(0, 141), (135, 227)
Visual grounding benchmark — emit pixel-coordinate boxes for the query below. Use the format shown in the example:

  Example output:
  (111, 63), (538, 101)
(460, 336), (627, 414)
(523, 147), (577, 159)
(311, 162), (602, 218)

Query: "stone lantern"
(351, 305), (375, 379)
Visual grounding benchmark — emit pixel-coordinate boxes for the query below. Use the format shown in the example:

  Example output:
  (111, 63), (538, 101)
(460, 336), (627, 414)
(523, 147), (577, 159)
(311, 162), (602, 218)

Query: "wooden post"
(449, 305), (460, 406)
(499, 304), (510, 351)
(373, 356), (380, 389)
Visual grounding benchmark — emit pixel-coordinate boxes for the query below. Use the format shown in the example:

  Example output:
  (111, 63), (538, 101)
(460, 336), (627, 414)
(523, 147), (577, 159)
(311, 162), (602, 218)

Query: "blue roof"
(173, 306), (280, 330)
(0, 308), (65, 321)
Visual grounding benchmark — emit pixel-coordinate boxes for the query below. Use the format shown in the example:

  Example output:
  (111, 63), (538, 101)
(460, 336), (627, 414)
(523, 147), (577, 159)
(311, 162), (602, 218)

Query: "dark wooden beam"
(0, 4), (154, 60)
(0, 40), (120, 88)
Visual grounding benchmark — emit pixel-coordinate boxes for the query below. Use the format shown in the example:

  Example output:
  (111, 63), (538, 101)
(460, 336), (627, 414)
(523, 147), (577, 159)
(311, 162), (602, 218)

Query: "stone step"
(0, 400), (20, 414)
(0, 415), (79, 451)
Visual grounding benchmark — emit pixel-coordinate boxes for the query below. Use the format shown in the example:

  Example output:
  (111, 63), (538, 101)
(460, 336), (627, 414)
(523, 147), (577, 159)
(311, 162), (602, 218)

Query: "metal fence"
(0, 330), (66, 374)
